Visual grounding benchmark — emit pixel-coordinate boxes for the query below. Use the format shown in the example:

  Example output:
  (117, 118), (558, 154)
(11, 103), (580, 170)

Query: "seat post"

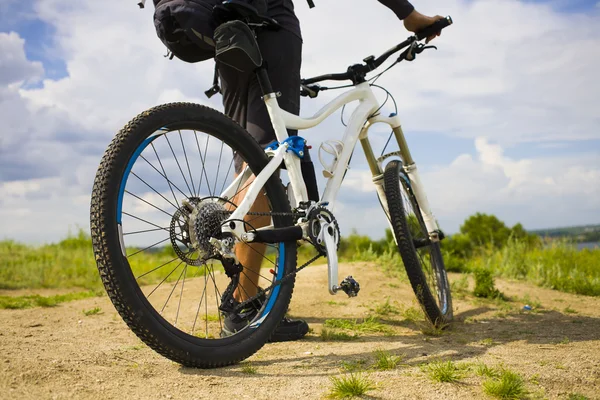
(256, 67), (274, 96)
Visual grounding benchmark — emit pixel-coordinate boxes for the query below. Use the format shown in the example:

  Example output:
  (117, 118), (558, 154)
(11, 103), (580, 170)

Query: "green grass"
(462, 238), (600, 296)
(476, 363), (500, 378)
(450, 275), (469, 298)
(324, 316), (393, 335)
(0, 290), (101, 309)
(418, 319), (448, 336)
(83, 307), (102, 316)
(400, 305), (425, 322)
(370, 297), (399, 316)
(482, 369), (527, 399)
(473, 268), (504, 299)
(567, 394), (590, 400)
(327, 300), (348, 306)
(328, 373), (375, 399)
(340, 359), (367, 372)
(563, 306), (577, 314)
(373, 349), (402, 370)
(0, 230), (198, 291)
(240, 362), (257, 374)
(201, 314), (221, 322)
(321, 328), (359, 341)
(422, 360), (462, 383)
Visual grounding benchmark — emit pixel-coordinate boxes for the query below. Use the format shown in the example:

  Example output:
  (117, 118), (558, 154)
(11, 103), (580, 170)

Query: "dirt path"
(1, 262), (599, 400)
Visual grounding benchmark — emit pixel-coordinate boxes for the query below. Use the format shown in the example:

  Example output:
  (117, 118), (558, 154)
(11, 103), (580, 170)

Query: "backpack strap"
(205, 63), (222, 98)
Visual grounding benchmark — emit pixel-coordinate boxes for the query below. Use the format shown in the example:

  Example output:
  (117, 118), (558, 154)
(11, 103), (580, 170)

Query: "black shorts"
(217, 28), (302, 150)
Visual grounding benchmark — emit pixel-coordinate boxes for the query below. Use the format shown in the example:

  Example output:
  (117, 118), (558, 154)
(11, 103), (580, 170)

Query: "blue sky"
(1, 0), (600, 244)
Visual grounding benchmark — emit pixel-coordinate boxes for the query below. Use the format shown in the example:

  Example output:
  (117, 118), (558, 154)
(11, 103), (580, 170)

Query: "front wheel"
(382, 160), (452, 326)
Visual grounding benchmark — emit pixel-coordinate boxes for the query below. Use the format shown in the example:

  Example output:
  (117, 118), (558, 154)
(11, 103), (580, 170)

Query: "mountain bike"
(90, 11), (454, 368)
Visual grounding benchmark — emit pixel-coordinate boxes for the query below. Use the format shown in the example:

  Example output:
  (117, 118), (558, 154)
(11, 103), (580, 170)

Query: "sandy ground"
(1, 262), (599, 400)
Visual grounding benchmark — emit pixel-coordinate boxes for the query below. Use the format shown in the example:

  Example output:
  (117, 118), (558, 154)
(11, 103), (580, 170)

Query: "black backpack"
(153, 0), (221, 63)
(150, 0), (314, 64)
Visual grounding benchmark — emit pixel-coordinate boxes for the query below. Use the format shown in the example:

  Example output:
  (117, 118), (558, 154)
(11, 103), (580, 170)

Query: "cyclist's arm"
(377, 0), (415, 20)
(377, 0), (445, 42)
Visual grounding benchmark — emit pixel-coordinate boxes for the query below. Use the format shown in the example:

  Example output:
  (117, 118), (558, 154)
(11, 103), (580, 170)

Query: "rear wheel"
(90, 103), (297, 368)
(382, 160), (452, 326)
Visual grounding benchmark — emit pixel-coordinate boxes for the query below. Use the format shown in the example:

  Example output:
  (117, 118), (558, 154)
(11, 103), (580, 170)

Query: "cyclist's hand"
(403, 10), (445, 43)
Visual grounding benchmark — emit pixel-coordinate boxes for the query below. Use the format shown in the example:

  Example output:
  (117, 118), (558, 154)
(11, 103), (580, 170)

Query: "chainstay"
(232, 250), (324, 313)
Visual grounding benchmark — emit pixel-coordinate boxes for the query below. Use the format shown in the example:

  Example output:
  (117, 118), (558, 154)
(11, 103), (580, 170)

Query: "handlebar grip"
(302, 72), (350, 85)
(415, 16), (453, 41)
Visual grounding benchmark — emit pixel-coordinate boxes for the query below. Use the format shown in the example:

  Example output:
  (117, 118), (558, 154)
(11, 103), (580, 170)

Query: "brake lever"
(300, 84), (321, 98)
(417, 45), (438, 53)
(399, 43), (437, 62)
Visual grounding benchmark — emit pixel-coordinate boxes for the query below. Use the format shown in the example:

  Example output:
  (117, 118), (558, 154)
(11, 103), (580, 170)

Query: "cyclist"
(220, 0), (445, 341)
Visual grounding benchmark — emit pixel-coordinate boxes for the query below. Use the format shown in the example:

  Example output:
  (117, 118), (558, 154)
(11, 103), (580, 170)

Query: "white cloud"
(1, 0), (599, 244)
(336, 137), (600, 238)
(0, 32), (44, 86)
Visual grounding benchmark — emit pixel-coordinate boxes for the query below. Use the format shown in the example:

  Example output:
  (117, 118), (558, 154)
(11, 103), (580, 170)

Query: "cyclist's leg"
(218, 28), (302, 302)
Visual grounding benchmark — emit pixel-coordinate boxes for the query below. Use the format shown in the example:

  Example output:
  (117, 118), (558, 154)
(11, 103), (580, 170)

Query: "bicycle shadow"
(178, 306), (600, 378)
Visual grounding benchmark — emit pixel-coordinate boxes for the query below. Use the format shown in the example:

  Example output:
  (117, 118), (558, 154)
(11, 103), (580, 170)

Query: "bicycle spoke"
(179, 130), (196, 197)
(213, 141), (225, 196)
(147, 261), (183, 298)
(241, 264), (275, 282)
(164, 134), (193, 196)
(122, 211), (179, 234)
(193, 131), (212, 197)
(242, 243), (276, 267)
(123, 226), (170, 236)
(203, 135), (213, 196)
(136, 256), (181, 280)
(207, 264), (223, 331)
(131, 171), (179, 211)
(161, 263), (187, 314)
(220, 158), (235, 195)
(204, 267), (209, 337)
(148, 145), (187, 206)
(125, 190), (174, 218)
(175, 263), (188, 326)
(127, 237), (170, 258)
(192, 264), (209, 335)
(140, 154), (189, 200)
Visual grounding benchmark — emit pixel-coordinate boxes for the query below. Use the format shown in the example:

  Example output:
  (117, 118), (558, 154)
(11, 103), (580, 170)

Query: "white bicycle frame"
(220, 81), (440, 294)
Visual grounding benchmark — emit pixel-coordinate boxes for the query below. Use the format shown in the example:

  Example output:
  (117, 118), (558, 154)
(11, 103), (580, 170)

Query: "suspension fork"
(360, 124), (440, 238)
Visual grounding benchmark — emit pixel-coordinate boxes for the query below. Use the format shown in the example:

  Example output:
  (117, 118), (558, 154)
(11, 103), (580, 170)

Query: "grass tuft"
(324, 316), (393, 335)
(482, 369), (527, 399)
(371, 297), (399, 316)
(0, 291), (101, 310)
(328, 373), (375, 399)
(321, 328), (359, 342)
(340, 359), (367, 372)
(400, 305), (425, 323)
(240, 362), (257, 374)
(83, 307), (102, 316)
(473, 268), (504, 299)
(476, 363), (500, 378)
(567, 394), (590, 400)
(422, 360), (462, 383)
(373, 349), (402, 370)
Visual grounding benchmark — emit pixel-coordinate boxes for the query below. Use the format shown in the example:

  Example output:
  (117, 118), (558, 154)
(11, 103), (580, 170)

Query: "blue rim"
(116, 135), (158, 224)
(261, 242), (285, 315)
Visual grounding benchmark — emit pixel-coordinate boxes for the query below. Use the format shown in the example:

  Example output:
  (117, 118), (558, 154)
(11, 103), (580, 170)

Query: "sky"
(1, 0), (599, 245)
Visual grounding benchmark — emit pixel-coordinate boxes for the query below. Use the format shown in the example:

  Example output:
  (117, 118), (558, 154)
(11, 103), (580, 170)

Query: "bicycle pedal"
(337, 276), (360, 297)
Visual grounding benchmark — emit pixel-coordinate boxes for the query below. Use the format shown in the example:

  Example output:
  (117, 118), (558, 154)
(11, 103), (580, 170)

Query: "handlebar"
(301, 16), (453, 87)
(415, 16), (453, 41)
